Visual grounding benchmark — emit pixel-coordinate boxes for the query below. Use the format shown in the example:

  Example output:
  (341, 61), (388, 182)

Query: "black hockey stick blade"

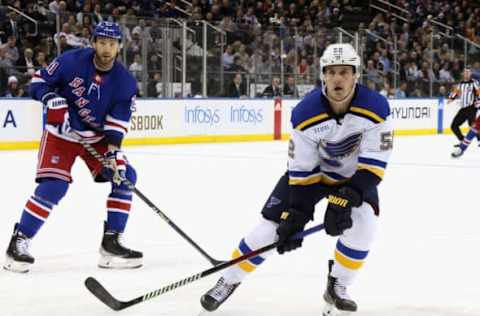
(85, 277), (134, 311)
(85, 224), (324, 311)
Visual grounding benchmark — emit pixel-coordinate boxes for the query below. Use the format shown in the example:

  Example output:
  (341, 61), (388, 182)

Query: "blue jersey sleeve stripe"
(358, 157), (387, 168)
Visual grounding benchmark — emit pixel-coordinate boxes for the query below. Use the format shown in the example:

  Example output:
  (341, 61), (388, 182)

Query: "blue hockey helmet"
(93, 21), (123, 41)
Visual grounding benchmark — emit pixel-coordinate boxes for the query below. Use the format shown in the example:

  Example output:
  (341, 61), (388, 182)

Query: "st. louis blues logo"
(319, 133), (362, 167)
(266, 196), (281, 208)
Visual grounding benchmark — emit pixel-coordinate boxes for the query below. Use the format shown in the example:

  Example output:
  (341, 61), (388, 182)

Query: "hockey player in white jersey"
(200, 43), (393, 315)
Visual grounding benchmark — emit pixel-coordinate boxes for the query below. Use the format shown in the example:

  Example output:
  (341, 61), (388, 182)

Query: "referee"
(448, 66), (480, 146)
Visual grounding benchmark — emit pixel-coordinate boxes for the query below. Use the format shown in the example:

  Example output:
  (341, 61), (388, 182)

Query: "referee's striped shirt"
(450, 79), (480, 108)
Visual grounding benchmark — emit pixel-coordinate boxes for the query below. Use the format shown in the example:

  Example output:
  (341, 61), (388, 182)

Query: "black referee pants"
(451, 105), (479, 141)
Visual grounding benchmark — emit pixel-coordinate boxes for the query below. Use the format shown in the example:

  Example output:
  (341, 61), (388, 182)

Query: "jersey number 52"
(380, 131), (393, 150)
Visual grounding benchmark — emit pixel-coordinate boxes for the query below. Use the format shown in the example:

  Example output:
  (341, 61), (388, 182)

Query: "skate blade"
(322, 302), (352, 316)
(98, 256), (142, 269)
(198, 308), (211, 315)
(3, 256), (31, 273)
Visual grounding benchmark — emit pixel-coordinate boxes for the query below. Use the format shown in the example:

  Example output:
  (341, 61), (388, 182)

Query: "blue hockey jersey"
(30, 48), (137, 146)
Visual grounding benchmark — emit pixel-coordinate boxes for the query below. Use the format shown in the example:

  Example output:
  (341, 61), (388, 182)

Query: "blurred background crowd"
(0, 0), (479, 98)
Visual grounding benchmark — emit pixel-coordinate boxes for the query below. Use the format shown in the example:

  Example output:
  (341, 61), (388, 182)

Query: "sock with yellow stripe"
(331, 239), (369, 285)
(222, 217), (278, 284)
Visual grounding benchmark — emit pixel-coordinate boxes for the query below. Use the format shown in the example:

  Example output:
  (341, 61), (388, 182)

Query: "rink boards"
(0, 97), (465, 150)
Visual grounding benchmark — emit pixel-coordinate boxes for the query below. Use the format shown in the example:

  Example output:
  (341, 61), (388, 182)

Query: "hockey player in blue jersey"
(4, 21), (142, 273)
(200, 43), (394, 315)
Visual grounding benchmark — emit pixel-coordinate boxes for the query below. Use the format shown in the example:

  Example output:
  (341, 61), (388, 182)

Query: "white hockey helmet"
(319, 43), (361, 80)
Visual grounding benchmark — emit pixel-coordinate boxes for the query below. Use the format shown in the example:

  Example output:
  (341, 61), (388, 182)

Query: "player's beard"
(94, 54), (115, 72)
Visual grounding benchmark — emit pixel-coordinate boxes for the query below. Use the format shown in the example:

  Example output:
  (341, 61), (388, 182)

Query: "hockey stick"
(77, 137), (224, 266)
(85, 223), (324, 311)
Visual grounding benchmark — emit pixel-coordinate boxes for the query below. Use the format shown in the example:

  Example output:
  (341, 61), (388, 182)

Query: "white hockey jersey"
(287, 84), (393, 204)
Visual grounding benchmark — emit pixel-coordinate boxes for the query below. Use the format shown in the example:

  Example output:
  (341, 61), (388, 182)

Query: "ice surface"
(1, 135), (479, 316)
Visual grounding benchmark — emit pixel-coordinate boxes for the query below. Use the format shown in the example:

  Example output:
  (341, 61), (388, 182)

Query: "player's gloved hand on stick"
(276, 208), (310, 254)
(44, 94), (68, 125)
(42, 94), (73, 135)
(324, 186), (362, 236)
(101, 149), (127, 185)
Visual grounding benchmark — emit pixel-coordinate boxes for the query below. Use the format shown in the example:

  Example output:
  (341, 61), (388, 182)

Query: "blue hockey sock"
(18, 179), (69, 238)
(460, 127), (478, 151)
(106, 165), (136, 233)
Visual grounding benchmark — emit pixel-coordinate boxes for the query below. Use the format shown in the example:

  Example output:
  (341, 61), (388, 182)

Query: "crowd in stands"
(0, 0), (479, 98)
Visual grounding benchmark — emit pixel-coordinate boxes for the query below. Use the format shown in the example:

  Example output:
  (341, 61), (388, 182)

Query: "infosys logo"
(230, 106), (263, 124)
(184, 106), (221, 126)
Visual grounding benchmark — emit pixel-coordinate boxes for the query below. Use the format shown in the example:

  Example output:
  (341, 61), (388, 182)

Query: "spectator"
(147, 72), (163, 98)
(261, 77), (282, 98)
(5, 75), (25, 97)
(77, 26), (90, 47)
(379, 82), (390, 98)
(395, 81), (408, 98)
(56, 33), (75, 54)
(439, 63), (454, 84)
(0, 47), (14, 76)
(283, 75), (299, 98)
(365, 59), (380, 86)
(0, 66), (7, 96)
(229, 56), (247, 73)
(1, 12), (22, 43)
(35, 51), (49, 69)
(16, 48), (36, 77)
(225, 72), (247, 98)
(297, 58), (310, 82)
(54, 23), (82, 49)
(129, 53), (143, 80)
(92, 4), (104, 25)
(2, 35), (20, 65)
(222, 45), (235, 69)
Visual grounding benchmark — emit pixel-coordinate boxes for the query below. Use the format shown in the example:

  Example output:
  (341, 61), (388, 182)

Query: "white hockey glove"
(44, 94), (68, 125)
(102, 150), (127, 185)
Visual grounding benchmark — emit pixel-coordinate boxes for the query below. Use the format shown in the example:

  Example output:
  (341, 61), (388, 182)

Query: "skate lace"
(16, 235), (32, 256)
(210, 278), (235, 301)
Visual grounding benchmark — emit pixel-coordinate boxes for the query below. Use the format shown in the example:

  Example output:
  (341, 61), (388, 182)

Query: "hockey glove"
(43, 94), (68, 125)
(324, 187), (362, 236)
(276, 208), (310, 254)
(101, 150), (127, 185)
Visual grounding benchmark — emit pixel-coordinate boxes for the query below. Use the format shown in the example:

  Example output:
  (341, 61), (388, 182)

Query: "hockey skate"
(98, 222), (143, 269)
(200, 277), (240, 312)
(322, 260), (357, 316)
(4, 223), (35, 273)
(451, 147), (464, 158)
